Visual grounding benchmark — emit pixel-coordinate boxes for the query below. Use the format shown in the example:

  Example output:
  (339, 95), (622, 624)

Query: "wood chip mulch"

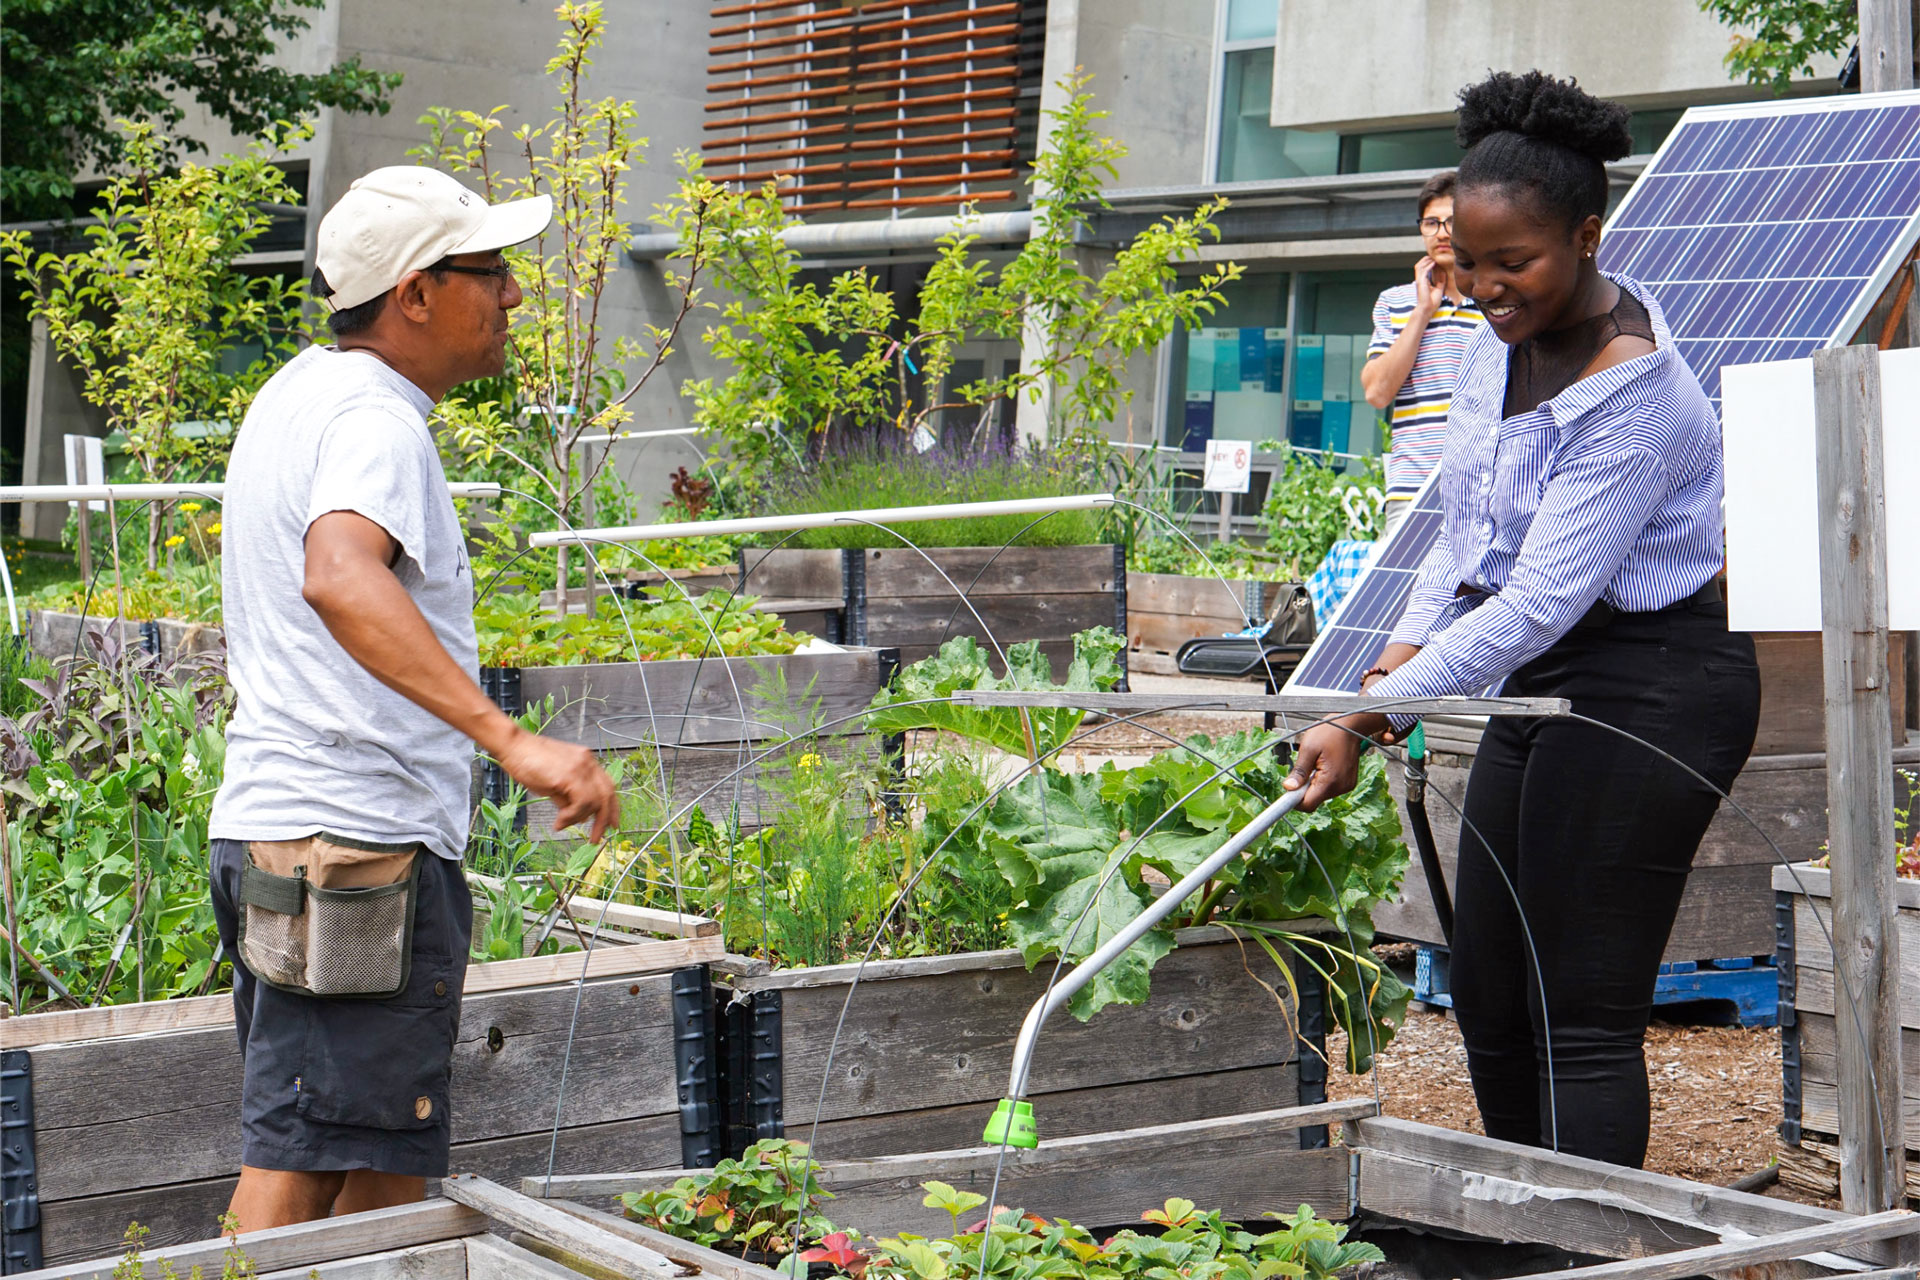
(1324, 994), (1833, 1207)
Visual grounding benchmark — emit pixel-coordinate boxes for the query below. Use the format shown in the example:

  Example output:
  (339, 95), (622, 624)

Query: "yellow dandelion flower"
(178, 502), (202, 514)
(164, 534), (185, 548)
(207, 522), (222, 535)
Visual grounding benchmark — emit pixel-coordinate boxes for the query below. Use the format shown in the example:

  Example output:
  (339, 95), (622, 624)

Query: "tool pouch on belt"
(237, 833), (422, 999)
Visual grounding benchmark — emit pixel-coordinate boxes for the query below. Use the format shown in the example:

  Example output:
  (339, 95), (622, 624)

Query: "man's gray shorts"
(210, 838), (472, 1177)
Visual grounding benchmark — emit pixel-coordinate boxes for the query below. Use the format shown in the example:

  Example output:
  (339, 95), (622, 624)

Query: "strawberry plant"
(620, 1138), (835, 1258)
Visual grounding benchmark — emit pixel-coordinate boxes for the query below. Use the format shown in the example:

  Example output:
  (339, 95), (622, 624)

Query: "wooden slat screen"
(705, 0), (1046, 215)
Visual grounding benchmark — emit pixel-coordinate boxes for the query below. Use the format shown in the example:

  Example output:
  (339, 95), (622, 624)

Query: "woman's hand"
(1283, 713), (1388, 811)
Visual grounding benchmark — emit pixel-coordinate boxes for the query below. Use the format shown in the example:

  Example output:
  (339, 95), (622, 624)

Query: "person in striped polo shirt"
(1361, 172), (1485, 538)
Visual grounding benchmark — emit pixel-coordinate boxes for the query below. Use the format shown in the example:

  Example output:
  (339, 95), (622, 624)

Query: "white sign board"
(1203, 437), (1253, 493)
(63, 434), (105, 513)
(1721, 348), (1919, 631)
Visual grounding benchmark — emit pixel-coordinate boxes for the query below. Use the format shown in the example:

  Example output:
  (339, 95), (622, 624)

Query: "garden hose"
(1403, 722), (1455, 946)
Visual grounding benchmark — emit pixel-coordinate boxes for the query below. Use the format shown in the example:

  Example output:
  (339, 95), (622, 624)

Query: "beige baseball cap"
(314, 166), (553, 312)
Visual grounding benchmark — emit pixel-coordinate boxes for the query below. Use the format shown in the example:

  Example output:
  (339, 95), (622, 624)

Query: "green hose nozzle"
(982, 1098), (1038, 1148)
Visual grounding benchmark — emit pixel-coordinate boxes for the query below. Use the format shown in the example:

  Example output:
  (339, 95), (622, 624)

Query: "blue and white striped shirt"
(1369, 274), (1725, 716)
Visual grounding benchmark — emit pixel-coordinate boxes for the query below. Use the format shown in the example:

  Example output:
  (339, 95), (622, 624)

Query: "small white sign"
(1203, 437), (1253, 494)
(64, 434), (105, 513)
(1721, 348), (1918, 632)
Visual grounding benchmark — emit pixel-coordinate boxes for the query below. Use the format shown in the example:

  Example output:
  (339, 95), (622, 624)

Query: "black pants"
(1448, 599), (1760, 1167)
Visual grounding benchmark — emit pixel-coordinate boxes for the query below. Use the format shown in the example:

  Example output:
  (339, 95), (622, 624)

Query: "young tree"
(415, 2), (711, 613)
(1696, 0), (1857, 92)
(0, 0), (400, 220)
(0, 122), (316, 567)
(669, 74), (1242, 480)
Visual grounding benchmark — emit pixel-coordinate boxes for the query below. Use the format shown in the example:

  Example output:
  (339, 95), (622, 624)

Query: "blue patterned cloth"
(1307, 539), (1377, 628)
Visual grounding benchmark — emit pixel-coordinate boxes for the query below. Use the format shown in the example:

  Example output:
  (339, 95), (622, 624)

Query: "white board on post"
(1721, 348), (1918, 632)
(63, 434), (105, 513)
(1203, 438), (1253, 493)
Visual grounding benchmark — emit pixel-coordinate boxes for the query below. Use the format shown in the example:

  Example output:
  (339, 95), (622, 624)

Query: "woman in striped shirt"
(1362, 172), (1485, 538)
(1284, 71), (1762, 1168)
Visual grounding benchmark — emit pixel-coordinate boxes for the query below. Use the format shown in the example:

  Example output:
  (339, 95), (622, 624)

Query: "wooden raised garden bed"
(1773, 846), (1920, 1201)
(1125, 572), (1304, 679)
(480, 646), (898, 836)
(25, 609), (222, 666)
(710, 925), (1338, 1164)
(0, 919), (723, 1269)
(739, 546), (1126, 678)
(41, 1116), (1920, 1280)
(21, 1174), (775, 1280)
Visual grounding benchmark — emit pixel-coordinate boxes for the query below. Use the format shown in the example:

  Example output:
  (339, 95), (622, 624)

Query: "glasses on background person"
(1419, 216), (1454, 235)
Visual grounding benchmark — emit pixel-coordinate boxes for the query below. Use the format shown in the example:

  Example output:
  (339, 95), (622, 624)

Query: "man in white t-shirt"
(208, 167), (617, 1230)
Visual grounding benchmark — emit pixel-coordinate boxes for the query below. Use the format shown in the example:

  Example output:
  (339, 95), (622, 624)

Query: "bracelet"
(1361, 666), (1391, 682)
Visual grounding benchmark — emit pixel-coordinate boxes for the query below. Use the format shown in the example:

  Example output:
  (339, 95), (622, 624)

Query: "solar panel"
(1286, 473), (1443, 694)
(1283, 88), (1920, 696)
(1603, 89), (1920, 405)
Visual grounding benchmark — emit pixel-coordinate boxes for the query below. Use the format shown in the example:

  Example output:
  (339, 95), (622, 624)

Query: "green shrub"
(760, 446), (1107, 551)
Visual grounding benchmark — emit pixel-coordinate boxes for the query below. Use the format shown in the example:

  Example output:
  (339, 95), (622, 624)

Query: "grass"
(3, 537), (78, 599)
(760, 444), (1109, 550)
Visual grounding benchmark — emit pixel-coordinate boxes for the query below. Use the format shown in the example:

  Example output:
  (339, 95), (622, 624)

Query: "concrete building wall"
(1075, 1), (1217, 190)
(319, 0), (719, 510)
(1270, 0), (1843, 132)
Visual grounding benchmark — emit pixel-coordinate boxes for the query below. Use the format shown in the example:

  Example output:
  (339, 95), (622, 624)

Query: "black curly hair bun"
(1455, 71), (1632, 228)
(1456, 70), (1633, 161)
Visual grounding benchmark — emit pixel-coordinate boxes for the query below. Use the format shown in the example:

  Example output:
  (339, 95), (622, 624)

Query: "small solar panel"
(1282, 88), (1920, 696)
(1603, 89), (1920, 405)
(1286, 473), (1443, 694)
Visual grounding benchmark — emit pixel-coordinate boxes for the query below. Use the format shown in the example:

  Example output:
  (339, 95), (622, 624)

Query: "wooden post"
(1861, 0), (1918, 91)
(1812, 344), (1905, 1212)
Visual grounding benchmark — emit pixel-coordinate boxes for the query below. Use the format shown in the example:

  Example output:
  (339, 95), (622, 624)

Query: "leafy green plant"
(1697, 0), (1854, 93)
(1258, 449), (1385, 579)
(29, 559), (224, 624)
(474, 587), (809, 668)
(1, 122), (315, 567)
(858, 1189), (1382, 1280)
(2, 629), (234, 1008)
(866, 629), (1125, 763)
(415, 1), (714, 612)
(1126, 537), (1298, 583)
(620, 1138), (835, 1257)
(759, 443), (1109, 552)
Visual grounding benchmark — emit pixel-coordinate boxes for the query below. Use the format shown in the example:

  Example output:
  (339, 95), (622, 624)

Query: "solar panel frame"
(1279, 88), (1920, 697)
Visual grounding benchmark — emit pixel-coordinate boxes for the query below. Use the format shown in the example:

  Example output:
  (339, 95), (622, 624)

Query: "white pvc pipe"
(1004, 785), (1306, 1100)
(0, 482), (502, 503)
(570, 427), (707, 447)
(0, 540), (17, 636)
(532, 492), (1117, 549)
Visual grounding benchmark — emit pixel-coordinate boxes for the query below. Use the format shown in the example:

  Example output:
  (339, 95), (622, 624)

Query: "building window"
(1165, 268), (1406, 463)
(1217, 48), (1340, 182)
(1339, 126), (1464, 174)
(1212, 0), (1341, 183)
